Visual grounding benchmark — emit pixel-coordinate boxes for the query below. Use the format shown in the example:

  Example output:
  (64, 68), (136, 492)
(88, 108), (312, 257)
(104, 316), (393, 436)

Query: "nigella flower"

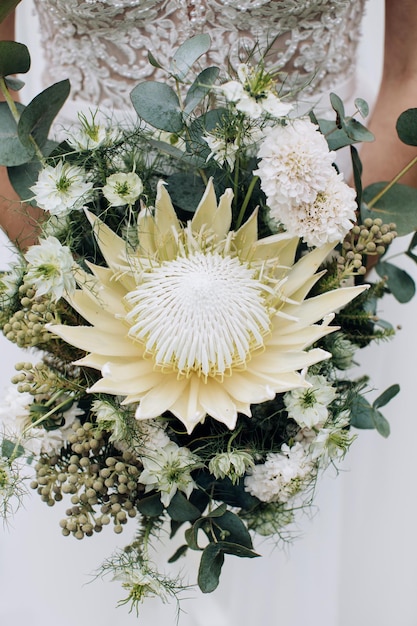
(284, 373), (337, 429)
(67, 110), (120, 151)
(138, 441), (199, 507)
(30, 160), (94, 216)
(102, 172), (143, 207)
(25, 236), (76, 301)
(49, 179), (366, 434)
(208, 450), (254, 484)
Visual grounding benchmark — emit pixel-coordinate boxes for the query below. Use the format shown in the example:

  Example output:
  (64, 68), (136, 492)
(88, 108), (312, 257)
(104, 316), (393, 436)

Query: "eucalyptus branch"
(367, 155), (417, 209)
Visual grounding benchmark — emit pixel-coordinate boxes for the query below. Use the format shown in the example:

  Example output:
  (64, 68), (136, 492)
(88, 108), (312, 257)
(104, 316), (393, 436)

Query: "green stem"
(235, 175), (259, 229)
(367, 155), (417, 209)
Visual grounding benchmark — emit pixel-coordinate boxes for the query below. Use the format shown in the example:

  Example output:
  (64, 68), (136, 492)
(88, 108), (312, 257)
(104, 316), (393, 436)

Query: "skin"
(0, 1), (416, 246)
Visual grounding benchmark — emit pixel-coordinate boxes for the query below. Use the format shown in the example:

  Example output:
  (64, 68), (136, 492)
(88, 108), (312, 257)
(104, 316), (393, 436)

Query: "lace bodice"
(34, 0), (366, 111)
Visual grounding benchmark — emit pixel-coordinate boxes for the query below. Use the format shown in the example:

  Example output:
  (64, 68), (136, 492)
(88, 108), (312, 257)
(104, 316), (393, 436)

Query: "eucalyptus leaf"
(0, 0), (23, 24)
(373, 384), (400, 410)
(136, 493), (164, 516)
(343, 118), (374, 143)
(406, 231), (417, 263)
(329, 92), (345, 121)
(2, 438), (25, 459)
(318, 119), (356, 151)
(184, 518), (206, 551)
(198, 543), (224, 593)
(355, 97), (369, 118)
(184, 66), (220, 115)
(8, 138), (57, 202)
(0, 102), (34, 166)
(165, 173), (207, 213)
(166, 491), (201, 522)
(371, 409), (390, 438)
(0, 41), (30, 77)
(349, 394), (375, 429)
(362, 182), (417, 236)
(396, 108), (417, 146)
(350, 145), (362, 206)
(18, 79), (71, 149)
(170, 34), (211, 80)
(376, 261), (416, 303)
(212, 510), (254, 549)
(130, 82), (184, 133)
(167, 544), (188, 563)
(206, 503), (228, 518)
(5, 76), (25, 91)
(214, 541), (259, 559)
(147, 50), (163, 69)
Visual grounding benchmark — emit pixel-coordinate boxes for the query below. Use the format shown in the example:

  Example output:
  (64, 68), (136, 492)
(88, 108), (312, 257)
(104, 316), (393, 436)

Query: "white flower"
(30, 161), (94, 215)
(278, 170), (357, 247)
(0, 262), (25, 307)
(0, 385), (32, 434)
(135, 419), (171, 452)
(139, 441), (199, 507)
(208, 450), (254, 484)
(0, 459), (12, 497)
(113, 567), (167, 603)
(244, 442), (315, 504)
(92, 399), (129, 442)
(255, 118), (336, 210)
(25, 236), (76, 301)
(102, 172), (143, 206)
(221, 63), (292, 120)
(67, 111), (120, 151)
(204, 134), (240, 170)
(284, 373), (337, 429)
(308, 412), (355, 466)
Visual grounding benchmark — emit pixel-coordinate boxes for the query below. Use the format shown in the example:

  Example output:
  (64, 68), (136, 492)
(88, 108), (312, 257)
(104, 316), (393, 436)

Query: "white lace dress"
(4, 3), (416, 626)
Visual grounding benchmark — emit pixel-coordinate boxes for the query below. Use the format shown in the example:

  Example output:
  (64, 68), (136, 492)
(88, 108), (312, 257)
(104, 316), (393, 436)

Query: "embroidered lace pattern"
(33, 0), (366, 110)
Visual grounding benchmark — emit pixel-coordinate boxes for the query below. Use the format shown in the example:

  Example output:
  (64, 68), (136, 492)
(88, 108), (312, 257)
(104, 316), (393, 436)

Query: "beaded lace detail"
(33, 0), (366, 110)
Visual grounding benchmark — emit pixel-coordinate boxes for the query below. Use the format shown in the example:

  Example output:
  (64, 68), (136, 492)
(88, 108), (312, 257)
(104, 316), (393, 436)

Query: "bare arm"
(360, 0), (417, 187)
(0, 11), (42, 249)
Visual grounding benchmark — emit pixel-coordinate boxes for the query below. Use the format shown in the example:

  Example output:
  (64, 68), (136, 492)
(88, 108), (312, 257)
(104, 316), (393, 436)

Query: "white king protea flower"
(49, 180), (366, 434)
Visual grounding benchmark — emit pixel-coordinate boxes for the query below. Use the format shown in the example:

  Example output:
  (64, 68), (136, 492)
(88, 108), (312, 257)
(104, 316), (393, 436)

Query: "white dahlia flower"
(49, 180), (366, 434)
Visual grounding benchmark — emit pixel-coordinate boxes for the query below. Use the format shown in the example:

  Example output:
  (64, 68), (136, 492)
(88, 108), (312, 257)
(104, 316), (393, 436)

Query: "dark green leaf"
(130, 81), (183, 133)
(376, 261), (416, 303)
(350, 145), (362, 206)
(212, 510), (254, 549)
(406, 231), (417, 263)
(2, 438), (25, 459)
(349, 394), (375, 429)
(343, 118), (374, 143)
(206, 503), (227, 518)
(184, 518), (206, 550)
(373, 384), (400, 410)
(355, 98), (369, 118)
(147, 50), (163, 69)
(170, 34), (211, 80)
(148, 139), (204, 167)
(136, 493), (164, 516)
(0, 0), (23, 24)
(18, 79), (70, 149)
(215, 541), (259, 559)
(0, 102), (34, 166)
(396, 108), (417, 146)
(318, 119), (356, 151)
(165, 173), (207, 213)
(198, 543), (224, 593)
(5, 76), (25, 91)
(372, 409), (391, 438)
(362, 182), (417, 236)
(330, 92), (345, 121)
(166, 491), (201, 522)
(7, 139), (57, 202)
(168, 544), (188, 563)
(184, 66), (220, 115)
(0, 41), (30, 77)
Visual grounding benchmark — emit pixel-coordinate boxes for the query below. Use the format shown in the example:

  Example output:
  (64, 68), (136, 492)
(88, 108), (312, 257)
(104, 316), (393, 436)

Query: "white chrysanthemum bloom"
(221, 63), (292, 120)
(0, 385), (32, 434)
(255, 118), (336, 208)
(278, 171), (357, 247)
(208, 450), (254, 484)
(135, 419), (171, 452)
(102, 172), (144, 207)
(49, 180), (366, 434)
(24, 236), (76, 301)
(138, 441), (199, 507)
(30, 160), (94, 215)
(284, 373), (337, 429)
(244, 442), (315, 503)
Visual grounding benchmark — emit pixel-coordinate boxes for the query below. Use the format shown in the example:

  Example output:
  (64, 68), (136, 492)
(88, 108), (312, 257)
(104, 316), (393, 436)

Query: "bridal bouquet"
(1, 35), (417, 614)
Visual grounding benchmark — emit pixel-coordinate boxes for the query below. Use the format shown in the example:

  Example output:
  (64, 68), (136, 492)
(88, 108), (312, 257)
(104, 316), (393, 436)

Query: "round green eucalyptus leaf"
(396, 108), (417, 146)
(0, 102), (34, 166)
(362, 182), (417, 236)
(18, 79), (70, 149)
(184, 66), (220, 115)
(4, 76), (25, 91)
(0, 41), (30, 77)
(355, 97), (369, 118)
(130, 81), (183, 132)
(170, 34), (211, 80)
(376, 260), (416, 303)
(329, 92), (345, 119)
(198, 543), (224, 593)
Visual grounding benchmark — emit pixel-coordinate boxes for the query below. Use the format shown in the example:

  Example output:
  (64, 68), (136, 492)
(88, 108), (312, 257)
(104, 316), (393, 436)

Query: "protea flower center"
(125, 251), (271, 378)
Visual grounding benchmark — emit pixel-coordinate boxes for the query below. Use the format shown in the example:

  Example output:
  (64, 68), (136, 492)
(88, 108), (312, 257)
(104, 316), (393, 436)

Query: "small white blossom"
(244, 442), (315, 504)
(208, 450), (254, 484)
(30, 160), (94, 215)
(135, 419), (171, 452)
(92, 400), (129, 443)
(308, 412), (355, 466)
(67, 111), (120, 151)
(102, 172), (143, 206)
(204, 134), (240, 170)
(284, 374), (337, 429)
(25, 236), (76, 301)
(255, 118), (336, 210)
(139, 441), (199, 507)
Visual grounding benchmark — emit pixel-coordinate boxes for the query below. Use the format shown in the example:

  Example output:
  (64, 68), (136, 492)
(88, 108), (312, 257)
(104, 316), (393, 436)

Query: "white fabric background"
(2, 2), (417, 625)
